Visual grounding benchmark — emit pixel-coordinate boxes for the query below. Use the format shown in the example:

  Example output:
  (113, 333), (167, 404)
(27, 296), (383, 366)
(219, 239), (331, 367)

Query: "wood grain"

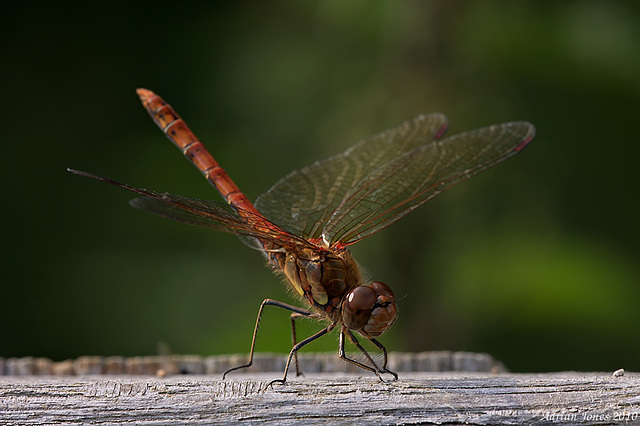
(0, 351), (506, 376)
(1, 372), (638, 425)
(1, 354), (636, 424)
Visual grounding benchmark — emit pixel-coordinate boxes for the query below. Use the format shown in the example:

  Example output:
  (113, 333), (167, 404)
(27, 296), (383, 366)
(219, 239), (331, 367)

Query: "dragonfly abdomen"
(136, 88), (260, 216)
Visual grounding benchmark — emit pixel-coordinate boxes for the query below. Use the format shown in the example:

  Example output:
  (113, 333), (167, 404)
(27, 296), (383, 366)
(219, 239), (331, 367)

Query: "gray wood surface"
(0, 351), (506, 376)
(1, 353), (637, 424)
(1, 372), (638, 425)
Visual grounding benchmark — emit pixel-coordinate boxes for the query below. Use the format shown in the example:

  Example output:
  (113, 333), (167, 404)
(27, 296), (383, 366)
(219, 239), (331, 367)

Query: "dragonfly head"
(342, 281), (397, 338)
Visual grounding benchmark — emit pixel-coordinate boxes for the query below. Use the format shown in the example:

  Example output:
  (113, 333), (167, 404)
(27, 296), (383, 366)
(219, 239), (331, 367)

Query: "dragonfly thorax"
(271, 246), (397, 336)
(275, 248), (356, 316)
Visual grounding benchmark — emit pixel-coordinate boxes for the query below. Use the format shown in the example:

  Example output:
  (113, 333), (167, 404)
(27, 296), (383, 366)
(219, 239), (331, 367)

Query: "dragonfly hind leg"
(222, 299), (315, 379)
(339, 328), (398, 382)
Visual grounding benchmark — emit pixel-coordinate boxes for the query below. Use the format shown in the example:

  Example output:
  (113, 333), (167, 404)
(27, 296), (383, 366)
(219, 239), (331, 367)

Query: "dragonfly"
(69, 89), (535, 384)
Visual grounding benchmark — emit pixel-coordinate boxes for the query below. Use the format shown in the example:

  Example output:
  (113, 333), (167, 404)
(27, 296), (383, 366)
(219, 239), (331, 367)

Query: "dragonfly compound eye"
(342, 282), (398, 337)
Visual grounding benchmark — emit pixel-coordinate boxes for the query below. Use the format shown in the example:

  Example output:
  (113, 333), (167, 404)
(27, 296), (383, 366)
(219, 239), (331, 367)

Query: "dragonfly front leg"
(338, 327), (398, 382)
(366, 334), (398, 380)
(222, 299), (314, 379)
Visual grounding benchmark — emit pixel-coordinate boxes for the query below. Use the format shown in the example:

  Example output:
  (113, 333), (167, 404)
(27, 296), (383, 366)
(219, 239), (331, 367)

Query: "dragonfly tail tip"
(136, 88), (154, 103)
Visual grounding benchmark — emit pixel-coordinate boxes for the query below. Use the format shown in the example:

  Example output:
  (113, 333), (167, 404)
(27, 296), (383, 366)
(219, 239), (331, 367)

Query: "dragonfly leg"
(269, 322), (336, 388)
(365, 335), (398, 380)
(338, 328), (397, 382)
(222, 299), (314, 379)
(290, 311), (321, 377)
(339, 329), (383, 381)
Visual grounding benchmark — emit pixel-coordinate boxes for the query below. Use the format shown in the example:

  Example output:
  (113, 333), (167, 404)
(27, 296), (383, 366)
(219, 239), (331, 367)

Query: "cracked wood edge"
(1, 372), (638, 425)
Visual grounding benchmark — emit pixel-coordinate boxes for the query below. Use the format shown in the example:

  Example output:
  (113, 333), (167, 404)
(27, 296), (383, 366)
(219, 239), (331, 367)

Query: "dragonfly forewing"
(321, 121), (535, 245)
(254, 113), (449, 242)
(256, 117), (534, 248)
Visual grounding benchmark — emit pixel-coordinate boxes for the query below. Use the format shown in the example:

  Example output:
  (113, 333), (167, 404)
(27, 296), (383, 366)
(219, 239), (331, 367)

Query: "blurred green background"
(2, 1), (639, 373)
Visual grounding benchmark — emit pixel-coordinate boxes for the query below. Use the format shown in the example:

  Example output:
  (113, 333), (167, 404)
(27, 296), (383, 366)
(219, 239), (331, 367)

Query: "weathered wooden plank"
(0, 352), (506, 376)
(1, 372), (638, 425)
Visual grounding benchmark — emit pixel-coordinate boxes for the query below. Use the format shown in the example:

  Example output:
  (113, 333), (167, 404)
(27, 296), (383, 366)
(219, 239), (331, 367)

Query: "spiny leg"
(269, 322), (336, 387)
(290, 311), (321, 377)
(338, 329), (383, 381)
(222, 299), (314, 379)
(366, 335), (398, 380)
(338, 327), (397, 382)
(346, 330), (397, 380)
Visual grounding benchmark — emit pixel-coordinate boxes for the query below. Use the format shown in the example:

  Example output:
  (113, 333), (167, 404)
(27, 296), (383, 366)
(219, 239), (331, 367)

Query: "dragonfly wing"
(67, 169), (313, 251)
(254, 113), (449, 240)
(322, 121), (535, 246)
(129, 196), (263, 251)
(132, 194), (316, 250)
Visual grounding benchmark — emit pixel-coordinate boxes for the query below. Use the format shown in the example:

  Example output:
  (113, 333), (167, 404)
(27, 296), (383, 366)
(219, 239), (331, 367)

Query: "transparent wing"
(130, 195), (312, 250)
(255, 119), (534, 247)
(323, 121), (535, 245)
(67, 169), (314, 251)
(254, 113), (449, 241)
